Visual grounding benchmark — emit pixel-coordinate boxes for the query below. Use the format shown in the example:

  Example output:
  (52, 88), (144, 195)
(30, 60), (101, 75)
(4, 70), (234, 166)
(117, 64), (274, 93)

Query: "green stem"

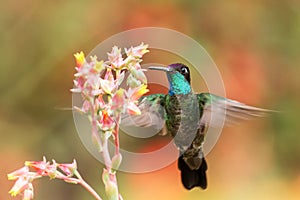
(101, 135), (112, 168)
(57, 171), (103, 200)
(78, 178), (102, 200)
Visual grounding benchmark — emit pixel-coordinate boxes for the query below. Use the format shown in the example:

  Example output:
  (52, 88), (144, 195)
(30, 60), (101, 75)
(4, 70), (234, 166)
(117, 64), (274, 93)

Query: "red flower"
(99, 110), (115, 131)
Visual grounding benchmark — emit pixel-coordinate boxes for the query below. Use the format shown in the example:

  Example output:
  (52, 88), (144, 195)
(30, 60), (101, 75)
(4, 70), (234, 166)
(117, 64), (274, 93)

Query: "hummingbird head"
(168, 63), (191, 84)
(148, 63), (192, 95)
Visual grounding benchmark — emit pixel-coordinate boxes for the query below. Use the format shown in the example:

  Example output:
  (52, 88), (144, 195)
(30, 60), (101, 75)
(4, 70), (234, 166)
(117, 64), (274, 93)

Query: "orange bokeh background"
(1, 0), (300, 199)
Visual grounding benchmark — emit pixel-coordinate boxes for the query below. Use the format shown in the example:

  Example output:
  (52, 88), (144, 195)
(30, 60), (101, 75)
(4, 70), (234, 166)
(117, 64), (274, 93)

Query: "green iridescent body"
(165, 93), (204, 169)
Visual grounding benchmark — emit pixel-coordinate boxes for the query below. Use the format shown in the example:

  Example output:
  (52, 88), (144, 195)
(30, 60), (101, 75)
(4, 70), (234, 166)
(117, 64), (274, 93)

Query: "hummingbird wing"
(197, 93), (272, 127)
(120, 94), (167, 135)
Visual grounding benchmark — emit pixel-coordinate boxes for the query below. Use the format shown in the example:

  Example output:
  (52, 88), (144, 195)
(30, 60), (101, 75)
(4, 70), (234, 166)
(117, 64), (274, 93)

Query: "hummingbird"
(122, 63), (270, 190)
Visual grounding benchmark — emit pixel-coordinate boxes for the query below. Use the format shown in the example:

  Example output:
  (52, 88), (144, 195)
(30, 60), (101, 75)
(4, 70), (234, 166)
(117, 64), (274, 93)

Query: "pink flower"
(111, 89), (125, 112)
(100, 78), (115, 95)
(70, 77), (85, 93)
(125, 43), (149, 58)
(126, 84), (149, 101)
(96, 95), (106, 110)
(127, 102), (142, 115)
(8, 158), (82, 199)
(107, 46), (125, 69)
(58, 159), (77, 176)
(46, 161), (58, 179)
(116, 71), (125, 86)
(25, 157), (49, 176)
(100, 69), (117, 95)
(9, 177), (30, 197)
(99, 110), (115, 131)
(125, 84), (149, 115)
(82, 100), (91, 113)
(73, 100), (91, 114)
(90, 56), (105, 73)
(104, 68), (114, 81)
(8, 167), (38, 198)
(7, 166), (29, 180)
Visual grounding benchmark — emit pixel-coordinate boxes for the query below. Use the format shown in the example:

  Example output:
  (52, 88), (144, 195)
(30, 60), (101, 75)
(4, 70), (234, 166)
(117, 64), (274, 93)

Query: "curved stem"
(78, 178), (102, 200)
(58, 171), (103, 200)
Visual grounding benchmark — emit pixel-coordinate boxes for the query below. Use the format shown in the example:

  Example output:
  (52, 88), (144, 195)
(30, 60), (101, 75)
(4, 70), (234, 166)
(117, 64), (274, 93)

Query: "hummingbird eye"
(181, 67), (188, 74)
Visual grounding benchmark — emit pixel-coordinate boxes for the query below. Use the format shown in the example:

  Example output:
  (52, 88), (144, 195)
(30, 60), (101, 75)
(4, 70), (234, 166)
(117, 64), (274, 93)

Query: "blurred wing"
(198, 93), (272, 127)
(121, 94), (167, 134)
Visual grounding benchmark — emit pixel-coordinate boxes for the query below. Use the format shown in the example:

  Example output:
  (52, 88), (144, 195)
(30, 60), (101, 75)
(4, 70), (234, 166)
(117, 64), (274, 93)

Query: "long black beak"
(148, 66), (172, 72)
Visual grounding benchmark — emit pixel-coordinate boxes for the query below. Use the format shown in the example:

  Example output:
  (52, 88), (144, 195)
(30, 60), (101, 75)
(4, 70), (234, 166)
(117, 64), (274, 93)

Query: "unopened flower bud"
(58, 159), (77, 176)
(111, 154), (122, 172)
(102, 169), (118, 200)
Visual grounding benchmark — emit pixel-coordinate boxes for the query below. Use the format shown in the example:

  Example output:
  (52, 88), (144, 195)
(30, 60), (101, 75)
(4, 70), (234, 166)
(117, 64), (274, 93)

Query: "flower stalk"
(7, 43), (149, 200)
(8, 157), (102, 200)
(71, 43), (149, 199)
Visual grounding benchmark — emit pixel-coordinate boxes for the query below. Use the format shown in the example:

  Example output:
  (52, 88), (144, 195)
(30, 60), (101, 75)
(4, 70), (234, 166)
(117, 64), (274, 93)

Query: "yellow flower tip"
(9, 189), (18, 197)
(94, 60), (104, 72)
(74, 51), (86, 67)
(140, 84), (149, 94)
(132, 84), (149, 100)
(7, 174), (16, 180)
(24, 161), (30, 166)
(102, 110), (108, 117)
(140, 88), (149, 97)
(90, 55), (104, 72)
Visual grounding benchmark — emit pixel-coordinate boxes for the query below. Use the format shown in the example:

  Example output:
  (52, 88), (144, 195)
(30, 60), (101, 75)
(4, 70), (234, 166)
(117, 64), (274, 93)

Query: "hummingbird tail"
(178, 155), (207, 190)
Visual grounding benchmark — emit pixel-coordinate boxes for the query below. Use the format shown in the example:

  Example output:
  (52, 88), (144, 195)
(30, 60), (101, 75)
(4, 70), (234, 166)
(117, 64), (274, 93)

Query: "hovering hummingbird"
(122, 63), (270, 190)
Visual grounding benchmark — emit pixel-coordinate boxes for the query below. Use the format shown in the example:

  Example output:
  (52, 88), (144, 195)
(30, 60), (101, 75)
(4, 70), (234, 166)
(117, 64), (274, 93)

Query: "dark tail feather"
(178, 155), (207, 190)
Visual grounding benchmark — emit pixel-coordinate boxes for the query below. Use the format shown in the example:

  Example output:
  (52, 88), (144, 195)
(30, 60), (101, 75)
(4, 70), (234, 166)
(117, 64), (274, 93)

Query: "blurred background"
(1, 0), (300, 199)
